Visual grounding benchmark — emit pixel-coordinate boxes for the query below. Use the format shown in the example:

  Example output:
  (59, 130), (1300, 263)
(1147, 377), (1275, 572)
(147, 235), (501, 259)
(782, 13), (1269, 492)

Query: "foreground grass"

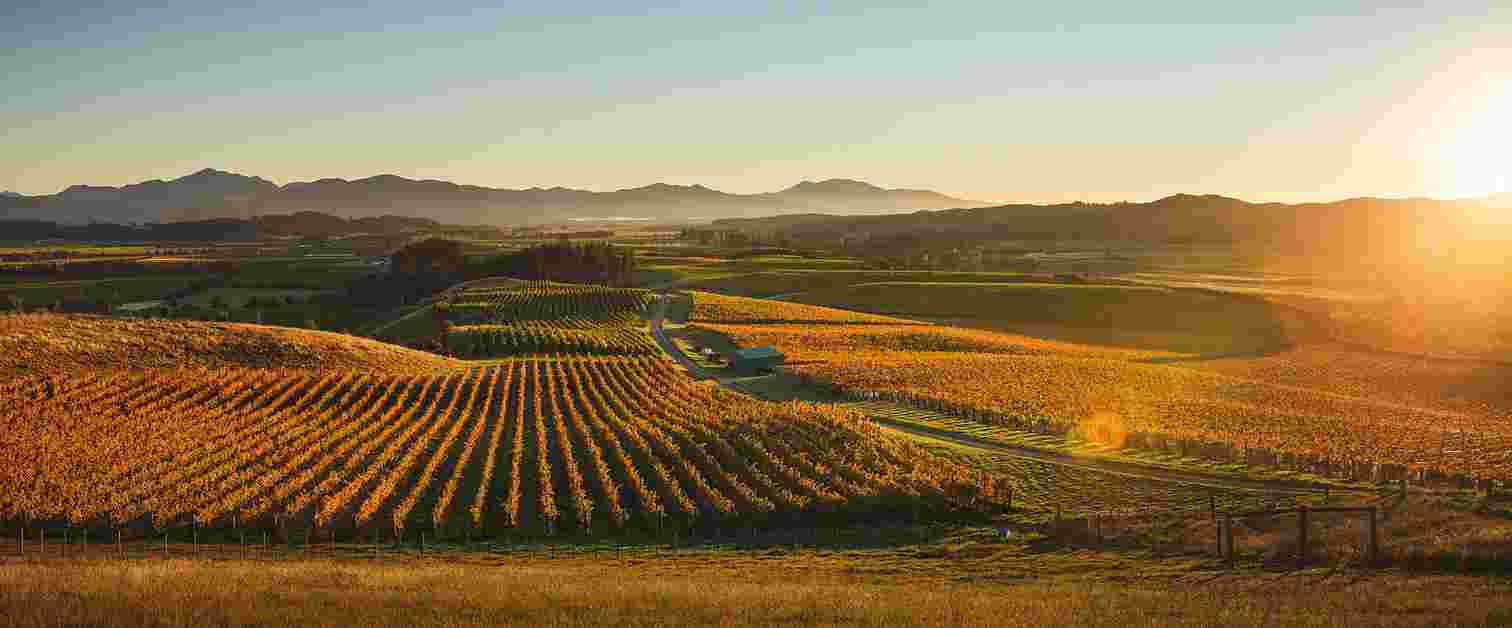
(5, 554), (1512, 627)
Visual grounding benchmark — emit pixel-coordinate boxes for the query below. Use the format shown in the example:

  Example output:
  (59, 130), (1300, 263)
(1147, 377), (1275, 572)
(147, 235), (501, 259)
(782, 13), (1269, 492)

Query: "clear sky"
(3, 1), (1508, 202)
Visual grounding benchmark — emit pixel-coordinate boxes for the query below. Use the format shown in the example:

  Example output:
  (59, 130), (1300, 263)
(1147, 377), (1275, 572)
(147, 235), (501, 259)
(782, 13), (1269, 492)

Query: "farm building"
(729, 346), (785, 373)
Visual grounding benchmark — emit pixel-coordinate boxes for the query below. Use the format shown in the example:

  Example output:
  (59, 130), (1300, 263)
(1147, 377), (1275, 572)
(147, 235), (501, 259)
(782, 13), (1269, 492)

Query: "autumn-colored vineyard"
(447, 323), (661, 357)
(692, 294), (1512, 483)
(0, 357), (1006, 535)
(445, 281), (655, 323)
(697, 323), (1178, 361)
(443, 281), (659, 357)
(690, 291), (918, 325)
(0, 313), (457, 377)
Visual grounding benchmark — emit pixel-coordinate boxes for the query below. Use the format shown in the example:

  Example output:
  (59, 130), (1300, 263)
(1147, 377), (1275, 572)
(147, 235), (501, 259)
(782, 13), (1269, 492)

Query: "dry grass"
(3, 554), (1512, 627)
(0, 314), (457, 376)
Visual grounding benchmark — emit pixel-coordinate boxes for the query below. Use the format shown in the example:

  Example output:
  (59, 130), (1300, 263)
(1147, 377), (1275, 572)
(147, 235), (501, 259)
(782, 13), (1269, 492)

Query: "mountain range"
(0, 169), (987, 225)
(713, 191), (1512, 257)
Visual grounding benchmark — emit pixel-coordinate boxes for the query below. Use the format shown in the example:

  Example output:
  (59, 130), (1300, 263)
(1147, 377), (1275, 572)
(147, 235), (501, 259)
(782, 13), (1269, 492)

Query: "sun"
(1427, 78), (1512, 199)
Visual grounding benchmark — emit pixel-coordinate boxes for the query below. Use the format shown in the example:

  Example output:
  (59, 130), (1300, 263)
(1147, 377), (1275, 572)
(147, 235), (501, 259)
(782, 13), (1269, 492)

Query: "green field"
(0, 275), (200, 306)
(782, 281), (1289, 355)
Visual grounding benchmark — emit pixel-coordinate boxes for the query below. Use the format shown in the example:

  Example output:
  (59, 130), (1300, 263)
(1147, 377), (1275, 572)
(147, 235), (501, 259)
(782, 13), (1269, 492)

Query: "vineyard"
(698, 322), (1179, 361)
(444, 281), (654, 323)
(788, 351), (1512, 481)
(0, 357), (1009, 536)
(690, 291), (919, 325)
(442, 281), (659, 357)
(686, 292), (1512, 485)
(447, 323), (661, 357)
(0, 314), (458, 376)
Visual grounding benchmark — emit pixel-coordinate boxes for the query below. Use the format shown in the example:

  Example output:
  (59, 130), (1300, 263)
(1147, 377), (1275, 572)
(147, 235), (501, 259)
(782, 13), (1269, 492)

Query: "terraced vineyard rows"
(0, 357), (1009, 535)
(446, 281), (655, 323)
(447, 322), (660, 357)
(443, 281), (659, 357)
(686, 291), (1512, 484)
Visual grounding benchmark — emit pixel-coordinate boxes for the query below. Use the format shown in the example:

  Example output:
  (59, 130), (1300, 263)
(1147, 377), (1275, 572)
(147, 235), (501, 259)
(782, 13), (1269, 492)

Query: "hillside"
(713, 193), (1512, 264)
(0, 314), (458, 376)
(689, 291), (922, 325)
(0, 356), (1006, 532)
(0, 170), (985, 225)
(686, 291), (1512, 483)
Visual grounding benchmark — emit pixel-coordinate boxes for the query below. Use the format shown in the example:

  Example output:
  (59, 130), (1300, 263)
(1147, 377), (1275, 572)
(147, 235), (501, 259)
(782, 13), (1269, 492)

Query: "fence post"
(1214, 514), (1223, 557)
(117, 529), (123, 560)
(1296, 506), (1309, 569)
(1366, 507), (1378, 566)
(1222, 516), (1233, 568)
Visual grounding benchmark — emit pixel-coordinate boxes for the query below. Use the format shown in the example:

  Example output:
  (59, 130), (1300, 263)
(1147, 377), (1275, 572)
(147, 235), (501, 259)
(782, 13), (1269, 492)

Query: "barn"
(729, 346), (785, 373)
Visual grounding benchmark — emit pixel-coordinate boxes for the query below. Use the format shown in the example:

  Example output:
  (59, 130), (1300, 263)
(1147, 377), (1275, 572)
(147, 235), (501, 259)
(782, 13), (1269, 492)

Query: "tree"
(391, 238), (465, 277)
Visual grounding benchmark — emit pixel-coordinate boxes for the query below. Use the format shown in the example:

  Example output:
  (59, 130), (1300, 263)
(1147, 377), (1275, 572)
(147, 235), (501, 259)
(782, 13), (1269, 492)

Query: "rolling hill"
(0, 306), (1007, 534)
(0, 314), (459, 376)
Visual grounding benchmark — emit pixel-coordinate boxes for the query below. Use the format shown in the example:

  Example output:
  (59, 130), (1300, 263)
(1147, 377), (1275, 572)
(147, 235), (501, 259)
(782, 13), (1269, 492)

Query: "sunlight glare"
(1429, 77), (1512, 199)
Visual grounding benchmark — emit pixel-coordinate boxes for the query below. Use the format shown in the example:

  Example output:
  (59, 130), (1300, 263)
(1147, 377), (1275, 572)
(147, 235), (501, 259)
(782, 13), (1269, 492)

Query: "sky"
(3, 1), (1509, 203)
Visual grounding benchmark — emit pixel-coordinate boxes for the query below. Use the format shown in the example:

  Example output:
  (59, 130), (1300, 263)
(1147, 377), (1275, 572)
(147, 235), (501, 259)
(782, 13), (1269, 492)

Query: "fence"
(1217, 504), (1378, 569)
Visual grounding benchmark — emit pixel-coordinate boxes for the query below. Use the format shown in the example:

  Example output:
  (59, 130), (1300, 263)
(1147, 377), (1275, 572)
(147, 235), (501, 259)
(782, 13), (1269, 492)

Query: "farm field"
(784, 281), (1292, 355)
(11, 548), (1512, 627)
(690, 291), (921, 325)
(443, 281), (660, 357)
(0, 275), (201, 307)
(679, 270), (1046, 298)
(685, 292), (1512, 483)
(698, 322), (1181, 361)
(0, 314), (457, 376)
(0, 350), (1008, 535)
(1187, 344), (1512, 419)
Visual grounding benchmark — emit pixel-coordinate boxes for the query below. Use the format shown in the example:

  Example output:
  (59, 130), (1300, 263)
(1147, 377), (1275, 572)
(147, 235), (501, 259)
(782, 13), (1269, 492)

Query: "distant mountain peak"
(171, 168), (276, 189)
(1152, 193), (1250, 206)
(782, 179), (888, 194)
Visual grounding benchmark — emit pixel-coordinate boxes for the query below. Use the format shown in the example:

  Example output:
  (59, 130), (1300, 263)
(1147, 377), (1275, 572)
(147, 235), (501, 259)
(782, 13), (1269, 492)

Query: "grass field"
(5, 529), (1512, 628)
(678, 270), (1046, 298)
(785, 281), (1290, 355)
(0, 275), (201, 307)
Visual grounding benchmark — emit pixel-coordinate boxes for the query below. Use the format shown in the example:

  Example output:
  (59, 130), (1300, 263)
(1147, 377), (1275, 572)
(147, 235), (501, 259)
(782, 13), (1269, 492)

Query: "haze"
(3, 1), (1508, 202)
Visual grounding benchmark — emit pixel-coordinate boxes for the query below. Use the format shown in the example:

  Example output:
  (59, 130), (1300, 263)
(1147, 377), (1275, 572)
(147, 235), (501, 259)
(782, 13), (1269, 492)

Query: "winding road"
(646, 293), (1329, 497)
